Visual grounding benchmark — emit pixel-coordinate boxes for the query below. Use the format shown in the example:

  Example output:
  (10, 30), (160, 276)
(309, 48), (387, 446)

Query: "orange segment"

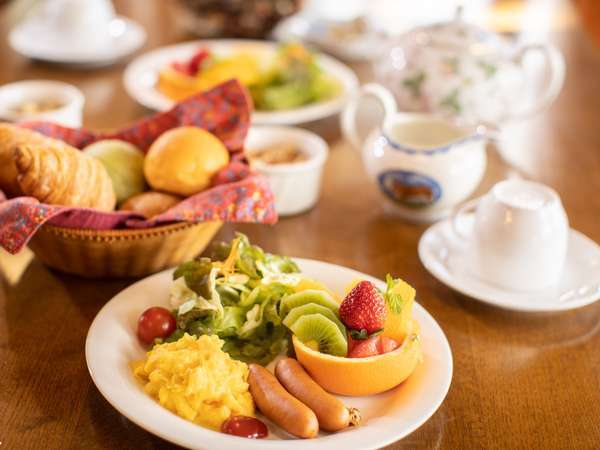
(157, 67), (204, 101)
(157, 53), (262, 102)
(382, 277), (416, 343)
(198, 55), (261, 87)
(292, 319), (423, 396)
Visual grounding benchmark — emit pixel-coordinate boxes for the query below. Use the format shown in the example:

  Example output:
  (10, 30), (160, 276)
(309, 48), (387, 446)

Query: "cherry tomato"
(137, 307), (176, 345)
(221, 416), (268, 439)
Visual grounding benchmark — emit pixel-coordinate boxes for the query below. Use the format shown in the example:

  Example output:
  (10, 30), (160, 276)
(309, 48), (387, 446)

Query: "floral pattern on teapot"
(375, 17), (565, 126)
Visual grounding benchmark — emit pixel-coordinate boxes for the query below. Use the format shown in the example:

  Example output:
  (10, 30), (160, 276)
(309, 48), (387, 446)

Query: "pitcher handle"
(509, 43), (566, 119)
(341, 83), (397, 152)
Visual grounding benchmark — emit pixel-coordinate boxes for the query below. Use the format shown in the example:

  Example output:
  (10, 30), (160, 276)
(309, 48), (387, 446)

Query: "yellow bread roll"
(119, 191), (182, 218)
(144, 127), (230, 196)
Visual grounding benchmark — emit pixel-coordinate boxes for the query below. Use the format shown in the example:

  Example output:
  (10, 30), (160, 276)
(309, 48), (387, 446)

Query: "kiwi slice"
(289, 314), (348, 356)
(283, 303), (346, 338)
(279, 290), (339, 318)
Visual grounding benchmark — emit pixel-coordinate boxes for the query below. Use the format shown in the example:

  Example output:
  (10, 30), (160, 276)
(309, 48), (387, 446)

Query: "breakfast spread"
(6, 5), (595, 449)
(158, 43), (341, 111)
(132, 234), (422, 439)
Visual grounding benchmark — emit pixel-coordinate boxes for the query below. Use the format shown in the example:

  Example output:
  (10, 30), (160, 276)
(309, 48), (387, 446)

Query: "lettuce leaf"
(170, 276), (198, 309)
(263, 253), (299, 274)
(168, 233), (300, 365)
(215, 306), (246, 338)
(172, 258), (212, 298)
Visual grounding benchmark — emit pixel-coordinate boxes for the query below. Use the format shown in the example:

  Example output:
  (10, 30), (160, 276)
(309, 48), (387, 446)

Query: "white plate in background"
(122, 40), (359, 125)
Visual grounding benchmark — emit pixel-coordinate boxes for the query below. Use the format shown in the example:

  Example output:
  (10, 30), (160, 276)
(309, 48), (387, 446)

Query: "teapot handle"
(341, 83), (397, 151)
(509, 43), (566, 119)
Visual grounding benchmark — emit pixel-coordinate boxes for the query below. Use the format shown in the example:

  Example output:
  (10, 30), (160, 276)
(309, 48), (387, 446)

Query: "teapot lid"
(402, 8), (505, 54)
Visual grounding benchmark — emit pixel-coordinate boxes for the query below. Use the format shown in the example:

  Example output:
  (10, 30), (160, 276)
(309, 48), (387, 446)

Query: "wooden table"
(1, 1), (599, 449)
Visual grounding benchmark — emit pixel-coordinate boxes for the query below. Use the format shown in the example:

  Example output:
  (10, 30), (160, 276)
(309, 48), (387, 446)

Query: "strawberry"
(170, 49), (210, 76)
(378, 336), (400, 354)
(347, 335), (380, 358)
(347, 335), (400, 358)
(340, 280), (387, 336)
(171, 61), (192, 76)
(187, 49), (210, 74)
(347, 334), (360, 354)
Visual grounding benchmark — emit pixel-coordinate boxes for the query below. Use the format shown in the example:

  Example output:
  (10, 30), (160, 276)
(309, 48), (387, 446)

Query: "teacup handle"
(451, 197), (481, 241)
(341, 83), (397, 152)
(508, 43), (566, 120)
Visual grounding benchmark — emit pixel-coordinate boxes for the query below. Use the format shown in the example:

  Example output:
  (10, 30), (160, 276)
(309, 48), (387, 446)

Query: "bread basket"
(0, 81), (277, 278)
(27, 221), (222, 278)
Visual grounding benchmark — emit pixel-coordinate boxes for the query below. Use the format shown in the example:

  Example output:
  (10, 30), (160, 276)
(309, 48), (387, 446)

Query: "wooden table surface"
(1, 1), (599, 449)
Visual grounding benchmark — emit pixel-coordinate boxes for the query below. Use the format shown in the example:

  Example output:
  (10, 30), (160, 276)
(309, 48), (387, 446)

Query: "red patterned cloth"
(0, 80), (277, 254)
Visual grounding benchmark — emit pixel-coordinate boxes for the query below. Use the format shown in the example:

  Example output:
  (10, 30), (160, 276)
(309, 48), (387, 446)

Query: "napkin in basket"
(0, 80), (277, 254)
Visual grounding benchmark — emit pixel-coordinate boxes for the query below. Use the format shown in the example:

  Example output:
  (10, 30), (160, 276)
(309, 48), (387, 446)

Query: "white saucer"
(418, 215), (600, 312)
(9, 16), (146, 67)
(273, 15), (382, 62)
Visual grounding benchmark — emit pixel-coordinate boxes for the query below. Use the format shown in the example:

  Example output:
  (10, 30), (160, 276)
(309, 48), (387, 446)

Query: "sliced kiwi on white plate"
(279, 289), (339, 318)
(283, 302), (346, 338)
(289, 313), (348, 357)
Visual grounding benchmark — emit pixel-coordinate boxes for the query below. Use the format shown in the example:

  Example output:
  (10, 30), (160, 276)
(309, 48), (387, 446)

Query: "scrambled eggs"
(132, 333), (254, 430)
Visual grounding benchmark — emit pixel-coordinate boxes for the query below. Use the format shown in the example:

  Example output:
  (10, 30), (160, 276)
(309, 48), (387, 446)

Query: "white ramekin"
(0, 80), (84, 127)
(245, 126), (329, 216)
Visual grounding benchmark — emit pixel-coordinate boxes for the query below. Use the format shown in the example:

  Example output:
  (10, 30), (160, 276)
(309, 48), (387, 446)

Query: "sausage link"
(248, 363), (319, 439)
(275, 358), (352, 431)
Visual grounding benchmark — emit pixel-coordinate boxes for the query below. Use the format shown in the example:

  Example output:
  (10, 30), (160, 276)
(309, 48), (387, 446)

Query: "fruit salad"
(280, 273), (423, 397)
(157, 43), (341, 111)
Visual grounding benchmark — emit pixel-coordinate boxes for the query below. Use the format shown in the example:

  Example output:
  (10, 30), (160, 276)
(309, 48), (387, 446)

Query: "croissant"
(0, 123), (60, 197)
(14, 141), (116, 211)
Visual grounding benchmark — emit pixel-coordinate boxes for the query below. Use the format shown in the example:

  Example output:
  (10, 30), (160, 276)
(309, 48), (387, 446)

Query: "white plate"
(419, 215), (600, 312)
(273, 15), (383, 62)
(9, 16), (146, 67)
(86, 258), (452, 450)
(122, 40), (359, 125)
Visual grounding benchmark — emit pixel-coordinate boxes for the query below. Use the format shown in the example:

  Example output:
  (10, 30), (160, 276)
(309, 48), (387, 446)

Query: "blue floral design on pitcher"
(378, 170), (442, 208)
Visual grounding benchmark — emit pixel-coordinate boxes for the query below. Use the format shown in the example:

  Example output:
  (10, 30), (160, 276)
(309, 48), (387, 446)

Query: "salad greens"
(251, 43), (341, 111)
(166, 233), (302, 365)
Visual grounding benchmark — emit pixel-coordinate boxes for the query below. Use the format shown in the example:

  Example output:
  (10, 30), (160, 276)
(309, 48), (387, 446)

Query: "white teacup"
(453, 179), (569, 292)
(32, 0), (116, 49)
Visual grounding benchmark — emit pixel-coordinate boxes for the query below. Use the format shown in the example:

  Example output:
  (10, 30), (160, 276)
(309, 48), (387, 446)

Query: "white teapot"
(341, 83), (487, 222)
(374, 13), (565, 126)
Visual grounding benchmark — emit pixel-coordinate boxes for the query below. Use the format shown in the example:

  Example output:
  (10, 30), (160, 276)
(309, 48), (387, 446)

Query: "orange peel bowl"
(292, 320), (423, 397)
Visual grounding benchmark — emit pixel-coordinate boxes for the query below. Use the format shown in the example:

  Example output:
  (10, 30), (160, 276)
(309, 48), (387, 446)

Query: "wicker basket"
(28, 221), (222, 278)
